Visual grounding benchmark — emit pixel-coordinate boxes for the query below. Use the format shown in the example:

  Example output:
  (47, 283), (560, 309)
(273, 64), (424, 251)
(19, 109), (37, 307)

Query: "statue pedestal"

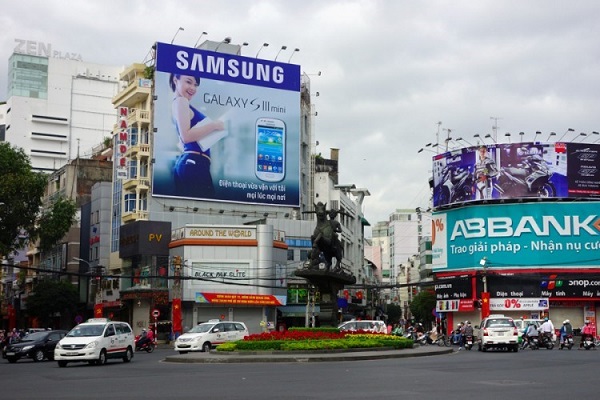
(294, 268), (356, 327)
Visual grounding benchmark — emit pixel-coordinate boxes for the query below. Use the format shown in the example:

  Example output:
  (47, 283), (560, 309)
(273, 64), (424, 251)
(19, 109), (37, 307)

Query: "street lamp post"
(480, 257), (490, 319)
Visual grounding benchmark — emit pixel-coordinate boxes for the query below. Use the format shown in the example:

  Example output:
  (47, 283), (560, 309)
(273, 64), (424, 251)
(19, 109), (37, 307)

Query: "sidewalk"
(162, 345), (453, 364)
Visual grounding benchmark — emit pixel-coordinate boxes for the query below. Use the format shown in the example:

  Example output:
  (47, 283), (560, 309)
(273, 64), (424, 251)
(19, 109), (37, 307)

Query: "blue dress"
(173, 104), (215, 198)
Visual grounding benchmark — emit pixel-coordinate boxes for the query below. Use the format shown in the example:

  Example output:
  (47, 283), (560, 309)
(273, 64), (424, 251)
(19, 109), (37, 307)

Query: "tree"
(37, 196), (77, 252)
(26, 279), (79, 328)
(0, 142), (47, 256)
(0, 142), (76, 256)
(409, 290), (436, 326)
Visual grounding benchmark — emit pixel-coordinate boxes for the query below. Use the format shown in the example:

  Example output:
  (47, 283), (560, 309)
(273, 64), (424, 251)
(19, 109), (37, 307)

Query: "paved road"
(1, 346), (598, 399)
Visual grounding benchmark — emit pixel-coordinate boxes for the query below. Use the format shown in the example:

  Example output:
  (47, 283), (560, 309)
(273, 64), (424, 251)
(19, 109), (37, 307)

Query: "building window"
(287, 249), (294, 261)
(300, 250), (309, 261)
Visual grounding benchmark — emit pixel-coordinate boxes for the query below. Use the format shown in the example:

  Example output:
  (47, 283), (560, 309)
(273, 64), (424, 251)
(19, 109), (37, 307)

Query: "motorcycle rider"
(523, 322), (539, 349)
(137, 328), (151, 349)
(579, 320), (595, 349)
(539, 317), (554, 345)
(462, 321), (474, 349)
(560, 320), (573, 347)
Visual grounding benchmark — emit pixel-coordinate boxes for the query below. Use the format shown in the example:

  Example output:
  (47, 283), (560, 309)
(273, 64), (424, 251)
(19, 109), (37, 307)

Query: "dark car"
(4, 330), (67, 363)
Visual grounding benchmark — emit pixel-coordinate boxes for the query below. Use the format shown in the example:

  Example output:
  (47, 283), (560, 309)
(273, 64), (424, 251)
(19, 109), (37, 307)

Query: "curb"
(162, 346), (454, 364)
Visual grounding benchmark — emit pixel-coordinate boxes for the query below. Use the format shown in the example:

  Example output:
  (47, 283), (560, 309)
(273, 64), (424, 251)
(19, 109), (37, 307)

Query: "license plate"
(65, 352), (79, 356)
(5, 352), (15, 356)
(496, 332), (505, 336)
(467, 340), (472, 344)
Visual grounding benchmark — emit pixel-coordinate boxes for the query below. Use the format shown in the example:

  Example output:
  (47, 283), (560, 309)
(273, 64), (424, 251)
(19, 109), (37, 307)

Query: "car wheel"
(482, 346), (487, 352)
(33, 349), (45, 362)
(122, 347), (133, 363)
(202, 342), (212, 353)
(7, 357), (17, 363)
(97, 350), (107, 365)
(58, 361), (68, 368)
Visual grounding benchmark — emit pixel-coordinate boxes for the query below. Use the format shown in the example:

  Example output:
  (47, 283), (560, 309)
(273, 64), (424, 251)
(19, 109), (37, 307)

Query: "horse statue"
(308, 202), (343, 271)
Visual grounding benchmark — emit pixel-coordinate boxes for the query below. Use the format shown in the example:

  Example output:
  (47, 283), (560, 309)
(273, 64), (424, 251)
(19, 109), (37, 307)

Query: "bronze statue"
(308, 202), (343, 271)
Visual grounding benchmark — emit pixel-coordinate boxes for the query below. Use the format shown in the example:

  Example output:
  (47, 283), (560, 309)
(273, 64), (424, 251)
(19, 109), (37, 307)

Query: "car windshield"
(67, 324), (106, 337)
(21, 331), (47, 341)
(188, 324), (215, 334)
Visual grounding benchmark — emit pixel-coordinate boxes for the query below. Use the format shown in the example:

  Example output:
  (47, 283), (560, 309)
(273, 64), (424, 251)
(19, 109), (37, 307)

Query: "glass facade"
(8, 54), (48, 99)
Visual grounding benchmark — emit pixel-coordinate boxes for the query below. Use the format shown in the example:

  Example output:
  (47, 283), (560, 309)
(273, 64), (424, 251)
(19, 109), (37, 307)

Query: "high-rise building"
(3, 40), (122, 172)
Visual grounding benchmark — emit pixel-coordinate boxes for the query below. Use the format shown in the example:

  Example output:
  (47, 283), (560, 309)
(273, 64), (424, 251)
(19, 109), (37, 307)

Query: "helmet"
(142, 328), (147, 332)
(565, 320), (570, 323)
(585, 320), (590, 324)
(466, 321), (471, 325)
(563, 320), (567, 324)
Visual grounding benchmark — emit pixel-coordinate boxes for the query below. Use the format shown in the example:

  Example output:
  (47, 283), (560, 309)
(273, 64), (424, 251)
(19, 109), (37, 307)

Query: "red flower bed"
(244, 330), (347, 342)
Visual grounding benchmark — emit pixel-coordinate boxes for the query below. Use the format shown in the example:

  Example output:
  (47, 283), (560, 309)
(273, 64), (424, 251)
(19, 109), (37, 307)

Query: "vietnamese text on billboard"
(432, 202), (600, 271)
(152, 42), (301, 206)
(431, 142), (600, 208)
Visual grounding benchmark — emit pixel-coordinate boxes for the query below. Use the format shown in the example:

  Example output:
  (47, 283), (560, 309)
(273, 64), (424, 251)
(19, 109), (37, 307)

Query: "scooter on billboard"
(438, 164), (474, 205)
(494, 153), (556, 199)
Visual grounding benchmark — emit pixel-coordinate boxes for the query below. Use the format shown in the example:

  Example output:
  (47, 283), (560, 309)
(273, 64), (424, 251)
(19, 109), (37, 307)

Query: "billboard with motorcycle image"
(431, 142), (600, 208)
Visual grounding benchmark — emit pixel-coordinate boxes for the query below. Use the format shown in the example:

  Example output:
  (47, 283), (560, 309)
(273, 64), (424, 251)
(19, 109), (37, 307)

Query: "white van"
(174, 320), (249, 353)
(54, 318), (135, 367)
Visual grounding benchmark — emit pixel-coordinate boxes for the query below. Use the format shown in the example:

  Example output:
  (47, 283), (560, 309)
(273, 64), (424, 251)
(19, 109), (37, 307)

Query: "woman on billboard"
(170, 74), (225, 198)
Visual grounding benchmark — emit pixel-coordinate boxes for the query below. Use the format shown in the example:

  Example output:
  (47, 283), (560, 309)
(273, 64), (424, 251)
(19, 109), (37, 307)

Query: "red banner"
(196, 292), (285, 306)
(7, 305), (16, 330)
(481, 292), (491, 319)
(94, 303), (104, 318)
(172, 298), (182, 334)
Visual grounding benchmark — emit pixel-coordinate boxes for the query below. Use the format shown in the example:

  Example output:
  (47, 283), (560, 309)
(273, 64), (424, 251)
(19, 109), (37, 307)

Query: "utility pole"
(490, 117), (502, 143)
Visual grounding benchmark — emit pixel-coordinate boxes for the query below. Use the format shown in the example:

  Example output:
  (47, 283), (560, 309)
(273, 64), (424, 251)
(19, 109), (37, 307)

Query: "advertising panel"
(152, 42), (301, 206)
(119, 221), (171, 258)
(432, 202), (600, 271)
(431, 142), (600, 208)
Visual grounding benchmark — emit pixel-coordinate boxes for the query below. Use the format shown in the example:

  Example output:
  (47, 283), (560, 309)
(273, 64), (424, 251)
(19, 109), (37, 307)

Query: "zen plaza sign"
(14, 38), (83, 61)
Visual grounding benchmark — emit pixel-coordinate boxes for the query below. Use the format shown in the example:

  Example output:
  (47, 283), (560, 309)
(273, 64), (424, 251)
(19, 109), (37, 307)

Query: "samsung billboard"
(432, 202), (600, 271)
(431, 142), (600, 208)
(152, 42), (301, 206)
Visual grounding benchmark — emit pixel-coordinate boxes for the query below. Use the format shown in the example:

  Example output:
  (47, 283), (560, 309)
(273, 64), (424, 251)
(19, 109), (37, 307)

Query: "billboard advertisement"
(432, 202), (600, 271)
(152, 42), (301, 206)
(431, 142), (600, 208)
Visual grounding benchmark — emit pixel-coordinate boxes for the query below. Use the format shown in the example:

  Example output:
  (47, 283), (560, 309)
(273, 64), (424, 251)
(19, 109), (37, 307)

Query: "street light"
(170, 27), (184, 44)
(287, 48), (299, 63)
(557, 128), (575, 142)
(194, 31), (208, 47)
(480, 257), (490, 319)
(255, 42), (269, 58)
(274, 45), (287, 61)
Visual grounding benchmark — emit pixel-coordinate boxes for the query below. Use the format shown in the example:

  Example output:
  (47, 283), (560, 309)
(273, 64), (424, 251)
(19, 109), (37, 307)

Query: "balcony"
(112, 81), (151, 109)
(122, 176), (150, 191)
(126, 143), (151, 158)
(129, 109), (151, 125)
(122, 210), (149, 223)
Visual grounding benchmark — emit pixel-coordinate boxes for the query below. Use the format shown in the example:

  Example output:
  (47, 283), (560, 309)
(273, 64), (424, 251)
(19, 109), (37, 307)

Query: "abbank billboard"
(432, 202), (600, 271)
(431, 142), (600, 208)
(152, 42), (301, 206)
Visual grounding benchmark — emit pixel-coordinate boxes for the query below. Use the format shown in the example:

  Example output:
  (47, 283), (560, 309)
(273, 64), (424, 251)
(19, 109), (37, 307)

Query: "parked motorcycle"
(559, 335), (574, 350)
(539, 332), (555, 350)
(135, 335), (156, 353)
(494, 154), (555, 199)
(464, 335), (473, 350)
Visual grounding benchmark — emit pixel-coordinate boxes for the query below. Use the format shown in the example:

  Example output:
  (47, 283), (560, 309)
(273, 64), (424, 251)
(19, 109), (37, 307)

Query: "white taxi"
(174, 320), (249, 353)
(54, 318), (135, 367)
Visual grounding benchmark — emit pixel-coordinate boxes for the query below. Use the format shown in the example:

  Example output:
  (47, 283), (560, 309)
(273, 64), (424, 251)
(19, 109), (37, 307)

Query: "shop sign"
(490, 297), (549, 311)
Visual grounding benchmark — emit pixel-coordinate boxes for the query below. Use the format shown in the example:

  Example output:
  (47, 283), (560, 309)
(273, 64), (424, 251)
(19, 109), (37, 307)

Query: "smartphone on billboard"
(255, 118), (286, 182)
